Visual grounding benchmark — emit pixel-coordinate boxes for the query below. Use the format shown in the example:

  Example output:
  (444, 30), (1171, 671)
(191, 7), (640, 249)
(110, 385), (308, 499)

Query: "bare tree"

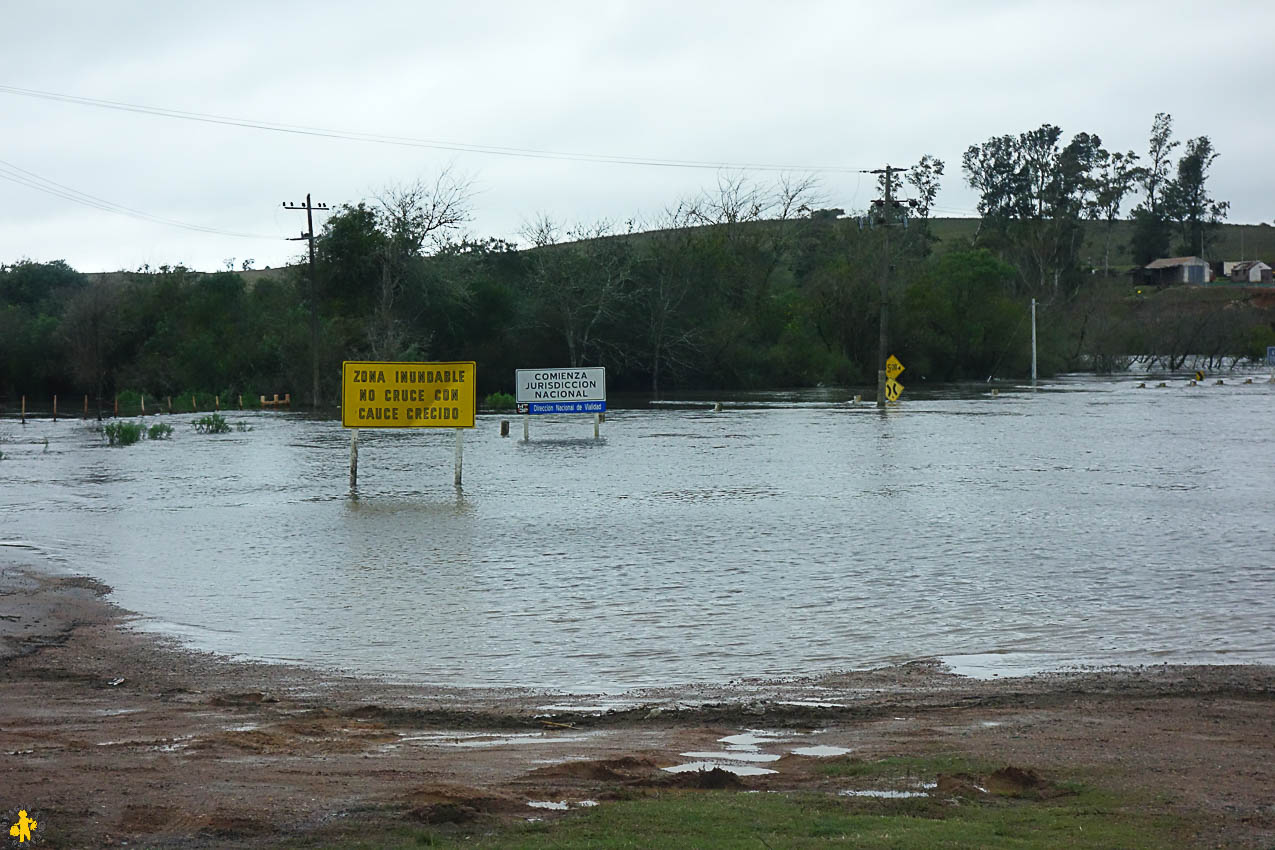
(521, 216), (635, 367)
(366, 168), (474, 359)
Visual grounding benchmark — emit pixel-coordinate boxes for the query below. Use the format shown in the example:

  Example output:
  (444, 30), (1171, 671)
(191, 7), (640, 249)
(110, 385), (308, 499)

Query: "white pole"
(523, 415), (529, 442)
(1031, 297), (1038, 390)
(593, 412), (600, 439)
(349, 428), (359, 489)
(454, 428), (463, 487)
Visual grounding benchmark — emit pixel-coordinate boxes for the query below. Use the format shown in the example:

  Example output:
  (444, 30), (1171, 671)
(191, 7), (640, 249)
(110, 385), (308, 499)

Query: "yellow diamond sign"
(885, 355), (905, 380)
(884, 377), (904, 402)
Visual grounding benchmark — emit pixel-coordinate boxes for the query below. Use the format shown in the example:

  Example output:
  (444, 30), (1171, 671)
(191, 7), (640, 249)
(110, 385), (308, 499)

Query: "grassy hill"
(926, 218), (1275, 271)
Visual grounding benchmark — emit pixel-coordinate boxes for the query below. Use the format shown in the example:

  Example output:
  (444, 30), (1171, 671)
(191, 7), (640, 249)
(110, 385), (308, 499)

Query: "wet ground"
(2, 374), (1274, 690)
(2, 568), (1273, 848)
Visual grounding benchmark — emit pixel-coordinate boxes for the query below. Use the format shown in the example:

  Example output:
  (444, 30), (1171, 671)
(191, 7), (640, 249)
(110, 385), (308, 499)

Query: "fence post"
(83, 395), (88, 420)
(21, 395), (26, 424)
(53, 395), (58, 422)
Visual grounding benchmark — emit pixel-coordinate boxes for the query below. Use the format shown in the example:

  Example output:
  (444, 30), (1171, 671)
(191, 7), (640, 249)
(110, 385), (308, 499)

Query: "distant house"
(1225, 260), (1272, 284)
(1139, 256), (1212, 286)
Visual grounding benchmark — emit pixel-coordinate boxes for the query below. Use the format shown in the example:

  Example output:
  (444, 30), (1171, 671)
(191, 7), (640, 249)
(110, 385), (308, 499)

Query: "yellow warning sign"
(885, 355), (905, 380)
(1193, 370), (1205, 382)
(341, 361), (476, 428)
(884, 377), (904, 402)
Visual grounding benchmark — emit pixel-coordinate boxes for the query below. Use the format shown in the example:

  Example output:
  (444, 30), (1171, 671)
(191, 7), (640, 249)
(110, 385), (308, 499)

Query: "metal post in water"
(523, 415), (529, 442)
(20, 396), (25, 424)
(1031, 297), (1038, 390)
(349, 428), (359, 490)
(82, 395), (88, 420)
(454, 428), (463, 487)
(593, 413), (600, 439)
(53, 395), (57, 422)
(140, 394), (145, 416)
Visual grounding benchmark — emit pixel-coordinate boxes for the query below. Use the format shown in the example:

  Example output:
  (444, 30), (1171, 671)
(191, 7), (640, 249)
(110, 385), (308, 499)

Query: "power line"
(0, 157), (277, 240)
(0, 84), (869, 175)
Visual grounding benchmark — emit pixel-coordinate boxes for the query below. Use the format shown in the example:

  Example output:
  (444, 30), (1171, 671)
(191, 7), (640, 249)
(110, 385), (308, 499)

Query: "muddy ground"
(2, 565), (1273, 848)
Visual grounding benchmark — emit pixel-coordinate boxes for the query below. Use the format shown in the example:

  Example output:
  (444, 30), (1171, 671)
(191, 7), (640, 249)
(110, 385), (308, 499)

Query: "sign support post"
(454, 428), (463, 487)
(349, 428), (359, 490)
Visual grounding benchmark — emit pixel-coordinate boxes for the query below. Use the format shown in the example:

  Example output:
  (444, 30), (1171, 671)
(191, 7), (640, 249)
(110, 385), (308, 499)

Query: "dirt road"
(2, 565), (1273, 848)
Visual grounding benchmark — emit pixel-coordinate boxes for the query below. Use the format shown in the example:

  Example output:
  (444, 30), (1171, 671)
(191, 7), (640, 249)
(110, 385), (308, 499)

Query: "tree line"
(3, 114), (1272, 411)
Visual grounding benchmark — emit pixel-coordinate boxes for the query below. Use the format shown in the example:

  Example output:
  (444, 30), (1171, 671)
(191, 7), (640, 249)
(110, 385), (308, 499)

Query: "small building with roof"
(1139, 256), (1212, 286)
(1224, 260), (1272, 284)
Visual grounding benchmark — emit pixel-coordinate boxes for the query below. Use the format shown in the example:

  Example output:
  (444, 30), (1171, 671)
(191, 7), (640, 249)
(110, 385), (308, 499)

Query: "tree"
(1131, 112), (1180, 264)
(631, 204), (717, 394)
(962, 125), (1102, 298)
(369, 170), (473, 359)
(1091, 148), (1140, 275)
(1164, 136), (1229, 258)
(521, 216), (635, 368)
(905, 154), (944, 232)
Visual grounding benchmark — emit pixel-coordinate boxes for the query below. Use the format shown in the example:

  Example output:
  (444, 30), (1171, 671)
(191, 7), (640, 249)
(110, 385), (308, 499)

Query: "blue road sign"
(524, 401), (607, 415)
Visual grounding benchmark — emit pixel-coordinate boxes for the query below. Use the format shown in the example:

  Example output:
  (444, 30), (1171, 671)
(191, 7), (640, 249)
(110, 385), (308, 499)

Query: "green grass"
(293, 781), (1183, 850)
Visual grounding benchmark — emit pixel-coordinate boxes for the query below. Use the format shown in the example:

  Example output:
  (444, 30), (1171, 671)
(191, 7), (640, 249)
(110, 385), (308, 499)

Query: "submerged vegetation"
(102, 421), (145, 446)
(2, 114), (1272, 412)
(192, 413), (231, 434)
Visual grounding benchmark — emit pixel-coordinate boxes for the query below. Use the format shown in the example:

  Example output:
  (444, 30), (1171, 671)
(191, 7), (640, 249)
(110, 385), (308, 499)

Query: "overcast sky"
(2, 1), (1271, 273)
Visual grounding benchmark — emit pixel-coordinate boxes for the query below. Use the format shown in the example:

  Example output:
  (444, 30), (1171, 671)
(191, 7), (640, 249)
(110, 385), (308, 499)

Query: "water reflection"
(1, 375), (1273, 688)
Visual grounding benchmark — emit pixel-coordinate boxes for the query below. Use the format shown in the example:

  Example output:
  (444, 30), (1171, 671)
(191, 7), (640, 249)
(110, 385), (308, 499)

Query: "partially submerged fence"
(0, 392), (286, 422)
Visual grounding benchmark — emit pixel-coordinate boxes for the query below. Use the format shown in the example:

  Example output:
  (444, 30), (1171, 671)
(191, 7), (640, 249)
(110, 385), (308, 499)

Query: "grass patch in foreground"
(304, 784), (1183, 850)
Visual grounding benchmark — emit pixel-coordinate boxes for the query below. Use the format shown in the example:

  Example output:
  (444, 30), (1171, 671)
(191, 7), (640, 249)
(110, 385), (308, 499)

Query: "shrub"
(192, 413), (231, 434)
(483, 391), (516, 411)
(147, 423), (174, 440)
(103, 421), (144, 446)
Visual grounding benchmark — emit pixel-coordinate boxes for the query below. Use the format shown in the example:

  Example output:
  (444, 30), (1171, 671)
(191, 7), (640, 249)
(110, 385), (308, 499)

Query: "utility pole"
(866, 165), (903, 408)
(283, 194), (330, 410)
(1031, 297), (1038, 390)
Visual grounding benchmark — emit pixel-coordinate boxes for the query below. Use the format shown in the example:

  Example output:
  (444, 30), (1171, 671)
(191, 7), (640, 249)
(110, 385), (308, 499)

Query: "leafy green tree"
(901, 249), (1024, 380)
(1091, 149), (1141, 275)
(963, 125), (1102, 298)
(1164, 136), (1229, 258)
(1130, 112), (1179, 264)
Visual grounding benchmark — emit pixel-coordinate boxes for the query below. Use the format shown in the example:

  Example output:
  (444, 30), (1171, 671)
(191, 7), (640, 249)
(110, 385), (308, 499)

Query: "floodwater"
(2, 374), (1274, 690)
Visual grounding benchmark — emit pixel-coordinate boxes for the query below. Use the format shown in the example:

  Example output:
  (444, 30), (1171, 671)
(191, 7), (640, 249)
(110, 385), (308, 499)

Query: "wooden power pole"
(283, 194), (330, 410)
(866, 165), (902, 409)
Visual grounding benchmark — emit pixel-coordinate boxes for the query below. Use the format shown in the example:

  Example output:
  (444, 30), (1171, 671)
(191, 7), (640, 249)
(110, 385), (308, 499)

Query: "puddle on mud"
(662, 761), (778, 776)
(791, 745), (852, 757)
(396, 731), (598, 748)
(680, 750), (781, 763)
(839, 789), (928, 799)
